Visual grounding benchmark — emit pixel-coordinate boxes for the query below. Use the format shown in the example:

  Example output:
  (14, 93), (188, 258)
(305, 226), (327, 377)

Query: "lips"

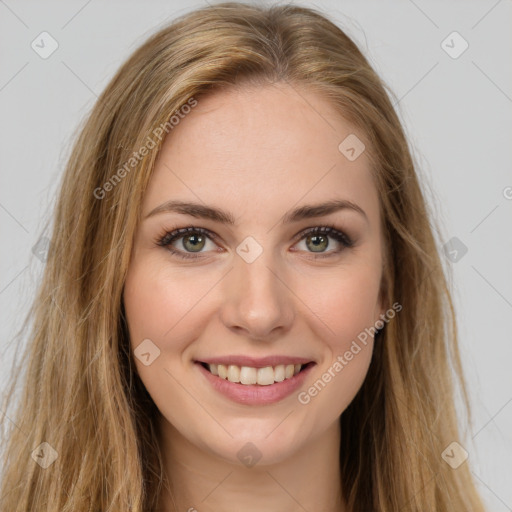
(196, 356), (314, 384)
(195, 358), (316, 405)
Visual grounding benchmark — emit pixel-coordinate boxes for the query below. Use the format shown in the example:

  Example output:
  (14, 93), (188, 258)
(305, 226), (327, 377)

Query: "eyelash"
(155, 224), (354, 261)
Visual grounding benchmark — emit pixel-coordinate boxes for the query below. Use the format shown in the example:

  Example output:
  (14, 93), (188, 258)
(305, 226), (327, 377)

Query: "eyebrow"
(144, 199), (367, 225)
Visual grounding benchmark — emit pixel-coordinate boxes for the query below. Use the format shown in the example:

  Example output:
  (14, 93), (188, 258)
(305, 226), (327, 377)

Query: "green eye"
(305, 233), (329, 252)
(157, 225), (353, 261)
(181, 233), (207, 252)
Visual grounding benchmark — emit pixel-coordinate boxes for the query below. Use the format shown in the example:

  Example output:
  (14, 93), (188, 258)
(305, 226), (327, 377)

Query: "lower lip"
(195, 362), (315, 405)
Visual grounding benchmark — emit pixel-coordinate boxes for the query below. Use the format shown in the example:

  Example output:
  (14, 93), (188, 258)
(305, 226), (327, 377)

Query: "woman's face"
(123, 83), (385, 466)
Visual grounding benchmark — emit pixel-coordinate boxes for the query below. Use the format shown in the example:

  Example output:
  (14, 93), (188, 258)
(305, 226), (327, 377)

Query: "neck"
(156, 417), (345, 512)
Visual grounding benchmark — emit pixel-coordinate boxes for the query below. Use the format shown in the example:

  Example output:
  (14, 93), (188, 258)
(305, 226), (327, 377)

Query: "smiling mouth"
(198, 362), (315, 386)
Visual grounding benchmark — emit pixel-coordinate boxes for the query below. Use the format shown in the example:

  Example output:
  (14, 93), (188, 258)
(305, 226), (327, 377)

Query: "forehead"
(144, 83), (379, 226)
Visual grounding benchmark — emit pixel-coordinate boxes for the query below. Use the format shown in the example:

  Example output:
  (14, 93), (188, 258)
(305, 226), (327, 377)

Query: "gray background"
(1, 0), (511, 509)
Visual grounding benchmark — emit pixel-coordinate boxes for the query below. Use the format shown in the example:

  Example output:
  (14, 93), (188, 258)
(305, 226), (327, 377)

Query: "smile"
(201, 362), (312, 385)
(194, 358), (316, 405)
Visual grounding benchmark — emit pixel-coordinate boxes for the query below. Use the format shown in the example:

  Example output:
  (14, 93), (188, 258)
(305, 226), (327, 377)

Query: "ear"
(375, 272), (388, 320)
(373, 273), (389, 333)
(375, 231), (390, 325)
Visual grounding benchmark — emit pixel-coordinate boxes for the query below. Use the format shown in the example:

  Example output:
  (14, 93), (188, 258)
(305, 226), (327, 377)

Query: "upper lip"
(196, 355), (315, 368)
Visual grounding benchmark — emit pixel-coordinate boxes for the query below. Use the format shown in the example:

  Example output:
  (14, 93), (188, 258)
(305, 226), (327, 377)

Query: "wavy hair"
(0, 2), (485, 511)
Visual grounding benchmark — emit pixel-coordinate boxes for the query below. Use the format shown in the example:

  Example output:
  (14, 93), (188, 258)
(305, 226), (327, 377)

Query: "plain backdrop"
(1, 0), (511, 509)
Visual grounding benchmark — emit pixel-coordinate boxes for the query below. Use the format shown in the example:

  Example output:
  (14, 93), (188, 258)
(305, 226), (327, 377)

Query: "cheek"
(123, 258), (216, 348)
(301, 262), (382, 349)
(122, 261), (202, 423)
(122, 257), (224, 412)
(295, 271), (379, 418)
(294, 261), (381, 410)
(124, 265), (170, 346)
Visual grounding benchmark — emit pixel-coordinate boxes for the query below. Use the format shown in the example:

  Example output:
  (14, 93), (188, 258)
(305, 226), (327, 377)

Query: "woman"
(0, 2), (486, 511)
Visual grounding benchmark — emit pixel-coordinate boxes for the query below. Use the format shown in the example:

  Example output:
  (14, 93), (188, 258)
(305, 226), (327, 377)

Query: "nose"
(219, 251), (295, 341)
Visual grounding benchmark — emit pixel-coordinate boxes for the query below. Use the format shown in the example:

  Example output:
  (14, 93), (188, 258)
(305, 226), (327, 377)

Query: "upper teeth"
(208, 363), (302, 385)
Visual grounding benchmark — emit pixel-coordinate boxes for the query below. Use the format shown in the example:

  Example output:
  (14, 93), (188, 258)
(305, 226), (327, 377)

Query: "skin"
(123, 82), (386, 512)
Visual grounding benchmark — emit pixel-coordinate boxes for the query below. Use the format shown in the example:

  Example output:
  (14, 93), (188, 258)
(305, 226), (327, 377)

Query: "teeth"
(257, 366), (274, 386)
(217, 364), (227, 379)
(274, 365), (285, 382)
(209, 363), (304, 385)
(240, 366), (257, 385)
(227, 365), (240, 383)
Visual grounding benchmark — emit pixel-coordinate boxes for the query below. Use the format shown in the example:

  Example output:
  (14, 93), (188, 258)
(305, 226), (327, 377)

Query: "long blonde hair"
(0, 2), (486, 511)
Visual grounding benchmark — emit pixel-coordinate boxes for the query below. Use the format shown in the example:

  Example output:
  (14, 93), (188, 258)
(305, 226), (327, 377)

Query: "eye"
(291, 225), (353, 258)
(155, 224), (353, 261)
(156, 226), (218, 260)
